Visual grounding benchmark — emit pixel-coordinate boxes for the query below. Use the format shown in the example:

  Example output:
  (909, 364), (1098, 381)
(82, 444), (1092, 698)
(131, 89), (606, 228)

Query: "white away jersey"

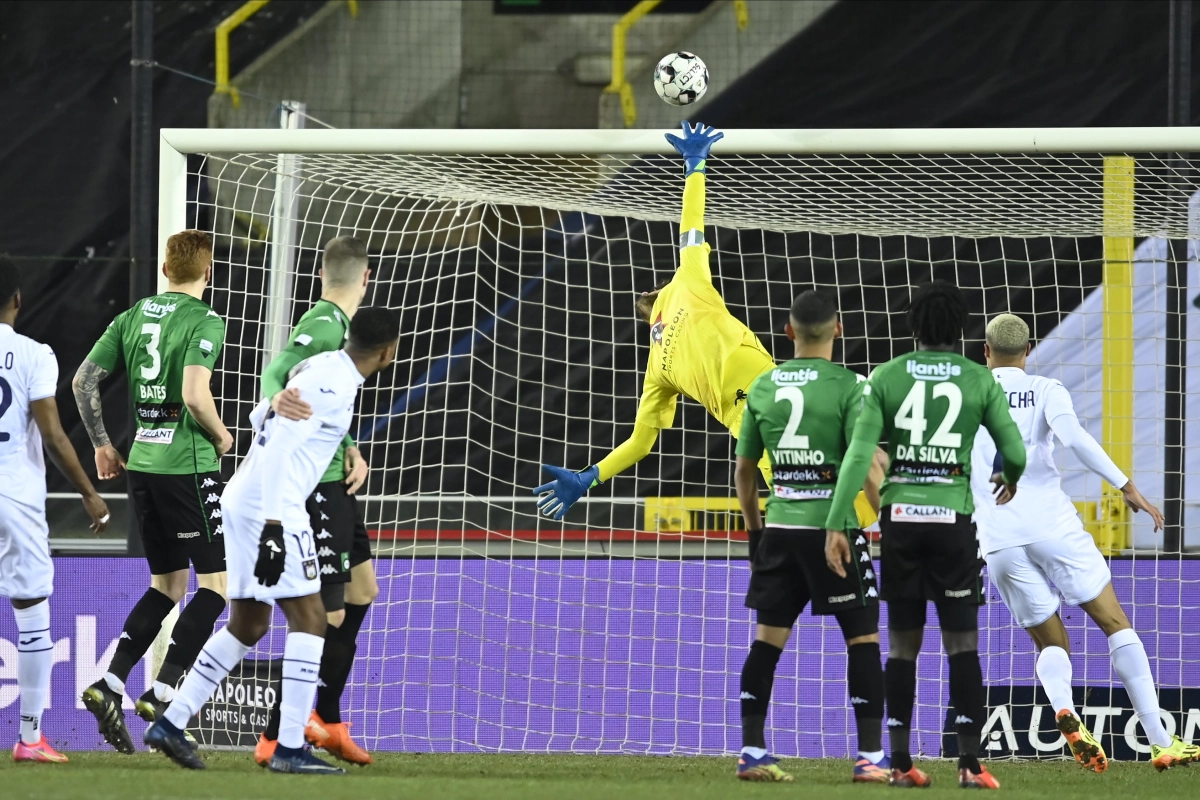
(223, 350), (364, 527)
(971, 367), (1080, 552)
(0, 324), (59, 509)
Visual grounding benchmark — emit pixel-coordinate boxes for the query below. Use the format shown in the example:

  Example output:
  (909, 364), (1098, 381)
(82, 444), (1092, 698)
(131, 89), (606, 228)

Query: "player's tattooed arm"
(72, 358), (112, 448)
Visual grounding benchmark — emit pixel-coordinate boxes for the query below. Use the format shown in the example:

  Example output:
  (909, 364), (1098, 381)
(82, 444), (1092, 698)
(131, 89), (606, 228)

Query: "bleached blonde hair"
(985, 313), (1029, 356)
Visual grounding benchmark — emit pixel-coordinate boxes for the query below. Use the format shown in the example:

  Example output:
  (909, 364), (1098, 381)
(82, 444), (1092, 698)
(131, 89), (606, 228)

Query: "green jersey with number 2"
(86, 292), (225, 475)
(824, 350), (1026, 529)
(737, 358), (866, 530)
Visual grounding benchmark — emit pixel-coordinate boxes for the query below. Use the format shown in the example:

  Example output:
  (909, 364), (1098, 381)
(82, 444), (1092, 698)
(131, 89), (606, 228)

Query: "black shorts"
(128, 470), (226, 576)
(745, 526), (879, 631)
(879, 504), (985, 606)
(307, 481), (372, 585)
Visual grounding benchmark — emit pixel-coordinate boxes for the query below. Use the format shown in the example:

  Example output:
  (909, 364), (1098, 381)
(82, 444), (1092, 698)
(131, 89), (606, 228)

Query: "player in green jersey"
(250, 236), (378, 766)
(823, 280), (1026, 790)
(73, 230), (233, 754)
(733, 291), (885, 783)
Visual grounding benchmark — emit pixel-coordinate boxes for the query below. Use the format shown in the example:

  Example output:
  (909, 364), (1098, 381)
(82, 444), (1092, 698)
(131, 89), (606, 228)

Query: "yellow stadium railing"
(604, 0), (750, 129)
(214, 0), (358, 108)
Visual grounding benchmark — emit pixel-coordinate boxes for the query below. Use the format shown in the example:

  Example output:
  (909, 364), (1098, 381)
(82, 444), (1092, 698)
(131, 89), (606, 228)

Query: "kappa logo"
(201, 478), (217, 488)
(866, 587), (878, 598)
(177, 530), (200, 540)
(320, 512), (329, 521)
(120, 632), (131, 640)
(650, 311), (665, 345)
(828, 593), (856, 604)
(739, 691), (757, 700)
(319, 564), (337, 576)
(855, 535), (866, 546)
(317, 546), (336, 558)
(864, 569), (875, 581)
(955, 715), (974, 725)
(314, 492), (326, 504)
(316, 529), (332, 540)
(213, 524), (224, 536)
(887, 718), (906, 727)
(205, 493), (220, 504)
(945, 588), (973, 598)
(850, 696), (868, 705)
(860, 551), (870, 562)
(209, 508), (222, 520)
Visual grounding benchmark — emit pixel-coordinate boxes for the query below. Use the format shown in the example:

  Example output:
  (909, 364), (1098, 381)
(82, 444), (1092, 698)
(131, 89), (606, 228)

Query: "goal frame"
(158, 125), (1200, 553)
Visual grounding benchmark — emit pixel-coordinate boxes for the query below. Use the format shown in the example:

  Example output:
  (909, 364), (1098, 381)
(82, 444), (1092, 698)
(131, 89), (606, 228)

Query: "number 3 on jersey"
(140, 323), (161, 380)
(894, 381), (962, 447)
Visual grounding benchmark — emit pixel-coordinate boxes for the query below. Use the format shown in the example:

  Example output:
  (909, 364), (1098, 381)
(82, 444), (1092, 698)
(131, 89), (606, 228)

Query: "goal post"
(157, 126), (1200, 758)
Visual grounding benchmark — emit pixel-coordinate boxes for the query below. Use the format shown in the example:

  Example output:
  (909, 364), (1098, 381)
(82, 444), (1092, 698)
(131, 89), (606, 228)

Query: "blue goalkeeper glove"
(534, 464), (600, 520)
(664, 120), (724, 176)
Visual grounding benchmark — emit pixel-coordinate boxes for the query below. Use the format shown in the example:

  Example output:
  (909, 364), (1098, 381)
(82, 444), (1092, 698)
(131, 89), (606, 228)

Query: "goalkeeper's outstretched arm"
(533, 121), (724, 521)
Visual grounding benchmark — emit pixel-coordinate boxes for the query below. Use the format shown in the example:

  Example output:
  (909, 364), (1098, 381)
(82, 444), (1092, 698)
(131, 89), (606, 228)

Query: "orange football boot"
(305, 711), (372, 765)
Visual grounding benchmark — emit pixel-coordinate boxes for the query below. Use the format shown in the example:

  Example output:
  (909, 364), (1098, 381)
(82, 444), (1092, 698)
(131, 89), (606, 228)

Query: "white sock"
(1035, 646), (1075, 716)
(741, 746), (768, 759)
(164, 627), (252, 729)
(103, 672), (125, 696)
(14, 602), (52, 745)
(1108, 628), (1172, 748)
(859, 749), (885, 764)
(153, 680), (176, 703)
(279, 632), (324, 749)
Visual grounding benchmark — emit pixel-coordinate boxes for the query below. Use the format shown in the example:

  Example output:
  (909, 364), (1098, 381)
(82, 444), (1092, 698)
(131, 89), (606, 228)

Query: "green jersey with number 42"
(737, 358), (866, 530)
(826, 350), (1025, 526)
(86, 292), (225, 475)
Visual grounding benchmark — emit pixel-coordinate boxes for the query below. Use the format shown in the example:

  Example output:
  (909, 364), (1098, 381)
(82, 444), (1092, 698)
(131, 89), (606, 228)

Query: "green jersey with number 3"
(736, 358), (866, 530)
(824, 350), (1025, 529)
(86, 292), (225, 475)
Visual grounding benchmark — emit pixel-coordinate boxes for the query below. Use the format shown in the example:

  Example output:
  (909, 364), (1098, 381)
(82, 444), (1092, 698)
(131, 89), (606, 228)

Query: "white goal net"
(164, 128), (1200, 760)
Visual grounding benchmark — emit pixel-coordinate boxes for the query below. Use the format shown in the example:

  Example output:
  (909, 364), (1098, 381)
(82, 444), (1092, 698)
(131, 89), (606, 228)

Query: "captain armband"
(679, 229), (705, 248)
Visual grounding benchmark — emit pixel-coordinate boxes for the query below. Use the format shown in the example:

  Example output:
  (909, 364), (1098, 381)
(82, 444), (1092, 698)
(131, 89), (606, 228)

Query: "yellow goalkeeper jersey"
(636, 172), (775, 436)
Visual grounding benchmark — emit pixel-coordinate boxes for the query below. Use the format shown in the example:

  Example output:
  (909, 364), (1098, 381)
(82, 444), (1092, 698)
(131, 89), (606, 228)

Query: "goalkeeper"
(535, 121), (880, 539)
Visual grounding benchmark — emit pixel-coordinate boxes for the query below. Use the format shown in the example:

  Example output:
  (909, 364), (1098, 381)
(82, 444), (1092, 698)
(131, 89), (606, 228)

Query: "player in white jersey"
(971, 313), (1200, 773)
(0, 259), (109, 762)
(144, 308), (399, 774)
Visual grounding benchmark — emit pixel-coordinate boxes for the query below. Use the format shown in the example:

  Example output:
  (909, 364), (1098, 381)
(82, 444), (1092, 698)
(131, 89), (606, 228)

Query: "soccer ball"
(653, 52), (708, 106)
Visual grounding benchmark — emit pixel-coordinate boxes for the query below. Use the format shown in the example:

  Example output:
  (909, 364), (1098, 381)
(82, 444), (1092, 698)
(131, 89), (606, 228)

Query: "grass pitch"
(1, 751), (1196, 800)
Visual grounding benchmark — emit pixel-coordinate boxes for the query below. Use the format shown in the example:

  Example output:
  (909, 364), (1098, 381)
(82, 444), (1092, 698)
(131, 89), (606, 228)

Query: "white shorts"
(984, 524), (1111, 628)
(223, 506), (321, 603)
(0, 495), (53, 600)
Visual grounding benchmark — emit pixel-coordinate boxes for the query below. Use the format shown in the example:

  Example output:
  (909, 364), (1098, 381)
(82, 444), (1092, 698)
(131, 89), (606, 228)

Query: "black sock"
(948, 651), (984, 772)
(158, 588), (226, 683)
(108, 588), (176, 684)
(886, 658), (917, 772)
(847, 642), (884, 755)
(264, 702), (281, 741)
(740, 640), (782, 750)
(315, 603), (369, 724)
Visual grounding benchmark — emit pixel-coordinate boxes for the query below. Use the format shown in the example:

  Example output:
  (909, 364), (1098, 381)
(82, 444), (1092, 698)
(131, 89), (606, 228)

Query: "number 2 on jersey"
(774, 386), (809, 448)
(894, 381), (962, 447)
(140, 323), (161, 380)
(0, 377), (10, 443)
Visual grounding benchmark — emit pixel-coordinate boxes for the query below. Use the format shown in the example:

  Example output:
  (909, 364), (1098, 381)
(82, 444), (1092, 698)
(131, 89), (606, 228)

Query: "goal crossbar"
(162, 126), (1200, 155)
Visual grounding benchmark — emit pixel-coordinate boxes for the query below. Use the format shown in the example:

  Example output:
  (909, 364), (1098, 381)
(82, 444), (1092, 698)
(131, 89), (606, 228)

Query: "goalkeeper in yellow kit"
(534, 122), (880, 540)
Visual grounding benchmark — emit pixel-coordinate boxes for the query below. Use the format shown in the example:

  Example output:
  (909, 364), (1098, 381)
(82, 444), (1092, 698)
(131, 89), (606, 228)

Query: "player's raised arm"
(666, 121), (723, 285)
